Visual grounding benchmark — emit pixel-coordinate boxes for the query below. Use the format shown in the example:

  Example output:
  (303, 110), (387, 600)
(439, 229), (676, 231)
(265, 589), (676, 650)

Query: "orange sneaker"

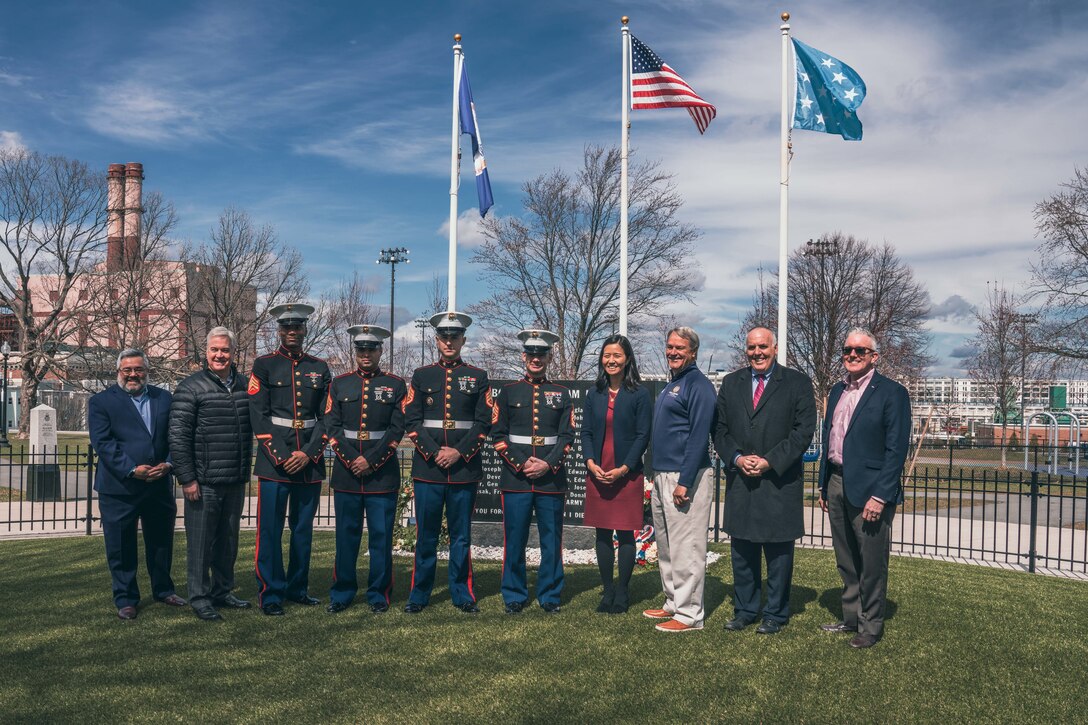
(655, 619), (703, 633)
(642, 608), (672, 619)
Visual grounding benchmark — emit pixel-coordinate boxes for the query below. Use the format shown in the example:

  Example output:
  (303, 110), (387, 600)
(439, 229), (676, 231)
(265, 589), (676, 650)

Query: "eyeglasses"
(437, 334), (464, 341)
(841, 346), (874, 358)
(119, 367), (147, 375)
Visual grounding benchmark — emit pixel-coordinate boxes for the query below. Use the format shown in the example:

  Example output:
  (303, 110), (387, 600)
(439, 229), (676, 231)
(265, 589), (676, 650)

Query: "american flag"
(630, 35), (716, 135)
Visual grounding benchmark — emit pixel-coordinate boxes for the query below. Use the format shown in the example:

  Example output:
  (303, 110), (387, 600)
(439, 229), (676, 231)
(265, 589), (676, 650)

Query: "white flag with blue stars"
(792, 38), (866, 141)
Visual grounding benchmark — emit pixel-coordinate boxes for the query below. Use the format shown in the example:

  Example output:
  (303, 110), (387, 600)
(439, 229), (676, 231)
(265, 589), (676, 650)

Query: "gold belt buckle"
(532, 435), (545, 446)
(292, 419), (305, 429)
(443, 420), (456, 430)
(358, 431), (370, 441)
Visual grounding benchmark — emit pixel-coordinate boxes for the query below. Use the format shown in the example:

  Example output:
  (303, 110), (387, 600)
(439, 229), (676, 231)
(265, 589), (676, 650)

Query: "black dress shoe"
(755, 618), (783, 635)
(403, 602), (425, 614)
(158, 594), (188, 607)
(541, 602), (561, 614)
(369, 602), (389, 613)
(610, 603), (629, 614)
(289, 594), (320, 606)
(214, 594), (252, 609)
(194, 605), (223, 621)
(457, 602), (480, 614)
(504, 601), (525, 614)
(117, 606), (137, 621)
(850, 633), (879, 649)
(724, 617), (754, 631)
(261, 603), (285, 616)
(326, 601), (350, 614)
(596, 599), (613, 614)
(820, 621), (857, 634)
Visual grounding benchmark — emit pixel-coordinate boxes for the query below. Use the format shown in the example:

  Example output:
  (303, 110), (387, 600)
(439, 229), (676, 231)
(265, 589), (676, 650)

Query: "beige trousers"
(650, 468), (714, 626)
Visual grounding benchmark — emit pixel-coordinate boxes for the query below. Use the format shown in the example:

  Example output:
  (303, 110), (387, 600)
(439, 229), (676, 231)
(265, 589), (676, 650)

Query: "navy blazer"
(89, 384), (173, 496)
(580, 385), (652, 473)
(818, 370), (911, 507)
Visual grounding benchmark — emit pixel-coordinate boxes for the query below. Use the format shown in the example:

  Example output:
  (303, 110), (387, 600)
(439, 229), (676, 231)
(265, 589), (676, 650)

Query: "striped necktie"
(753, 374), (765, 408)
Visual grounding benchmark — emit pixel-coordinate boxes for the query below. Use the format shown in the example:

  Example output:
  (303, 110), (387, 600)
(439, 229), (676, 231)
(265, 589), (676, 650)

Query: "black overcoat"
(713, 364), (817, 542)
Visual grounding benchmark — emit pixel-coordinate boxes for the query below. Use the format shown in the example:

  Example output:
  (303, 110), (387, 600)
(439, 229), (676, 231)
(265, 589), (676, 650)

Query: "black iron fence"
(2, 443), (1085, 575)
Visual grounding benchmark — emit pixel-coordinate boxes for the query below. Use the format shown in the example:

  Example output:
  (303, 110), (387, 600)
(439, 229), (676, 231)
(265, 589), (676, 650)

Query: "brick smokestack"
(123, 162), (143, 267)
(107, 164), (126, 271)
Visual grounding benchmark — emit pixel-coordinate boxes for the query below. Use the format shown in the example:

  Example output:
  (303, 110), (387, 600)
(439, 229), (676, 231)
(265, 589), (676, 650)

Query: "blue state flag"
(792, 38), (866, 141)
(458, 59), (494, 217)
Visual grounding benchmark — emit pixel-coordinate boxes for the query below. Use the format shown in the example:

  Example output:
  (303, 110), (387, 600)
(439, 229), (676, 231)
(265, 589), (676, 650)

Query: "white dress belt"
(270, 416), (317, 429)
(508, 434), (558, 445)
(422, 419), (473, 430)
(342, 429), (387, 440)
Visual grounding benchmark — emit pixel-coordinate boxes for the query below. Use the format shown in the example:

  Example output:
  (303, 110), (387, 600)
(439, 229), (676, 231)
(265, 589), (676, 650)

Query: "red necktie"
(753, 374), (765, 407)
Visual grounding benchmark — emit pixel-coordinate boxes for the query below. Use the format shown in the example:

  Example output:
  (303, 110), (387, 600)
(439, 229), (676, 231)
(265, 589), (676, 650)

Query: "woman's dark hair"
(594, 334), (642, 392)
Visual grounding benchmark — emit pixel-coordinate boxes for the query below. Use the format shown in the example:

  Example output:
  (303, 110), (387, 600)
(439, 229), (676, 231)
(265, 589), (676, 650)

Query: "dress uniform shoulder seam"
(332, 371), (356, 381)
(460, 363), (486, 373)
(385, 373), (406, 382)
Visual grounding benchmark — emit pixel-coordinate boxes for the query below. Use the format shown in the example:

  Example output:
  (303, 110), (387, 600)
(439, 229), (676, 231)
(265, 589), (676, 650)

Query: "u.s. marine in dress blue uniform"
(248, 303), (331, 615)
(324, 324), (406, 615)
(402, 310), (493, 614)
(492, 329), (575, 614)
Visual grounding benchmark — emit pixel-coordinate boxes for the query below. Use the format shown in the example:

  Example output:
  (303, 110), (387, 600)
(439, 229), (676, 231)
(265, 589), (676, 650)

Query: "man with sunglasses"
(818, 328), (910, 649)
(491, 329), (574, 614)
(402, 310), (493, 614)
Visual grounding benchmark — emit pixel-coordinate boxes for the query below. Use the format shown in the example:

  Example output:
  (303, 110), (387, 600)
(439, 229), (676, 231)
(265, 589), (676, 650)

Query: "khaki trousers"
(650, 468), (714, 626)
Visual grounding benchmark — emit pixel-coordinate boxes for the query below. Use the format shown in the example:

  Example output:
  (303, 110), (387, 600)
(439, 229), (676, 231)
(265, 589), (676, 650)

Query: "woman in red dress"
(582, 334), (652, 613)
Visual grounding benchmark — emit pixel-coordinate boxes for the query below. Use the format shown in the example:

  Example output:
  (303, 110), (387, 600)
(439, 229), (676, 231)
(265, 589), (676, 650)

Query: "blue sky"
(3, 0), (1086, 375)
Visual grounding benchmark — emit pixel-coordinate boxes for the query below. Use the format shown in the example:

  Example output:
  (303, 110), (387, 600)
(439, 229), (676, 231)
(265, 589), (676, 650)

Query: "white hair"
(206, 326), (236, 350)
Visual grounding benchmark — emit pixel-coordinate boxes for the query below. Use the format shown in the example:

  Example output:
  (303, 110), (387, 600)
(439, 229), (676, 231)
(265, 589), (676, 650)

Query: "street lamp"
(414, 317), (429, 366)
(377, 247), (410, 368)
(1011, 312), (1039, 435)
(0, 340), (10, 447)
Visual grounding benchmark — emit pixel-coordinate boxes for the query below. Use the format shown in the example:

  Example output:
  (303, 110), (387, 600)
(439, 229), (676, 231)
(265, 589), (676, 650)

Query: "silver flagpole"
(619, 17), (631, 336)
(448, 34), (463, 311)
(777, 12), (791, 364)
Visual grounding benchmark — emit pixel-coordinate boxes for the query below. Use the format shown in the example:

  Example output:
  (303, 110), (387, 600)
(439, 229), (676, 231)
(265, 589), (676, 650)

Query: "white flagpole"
(777, 12), (791, 365)
(619, 17), (631, 337)
(448, 34), (463, 312)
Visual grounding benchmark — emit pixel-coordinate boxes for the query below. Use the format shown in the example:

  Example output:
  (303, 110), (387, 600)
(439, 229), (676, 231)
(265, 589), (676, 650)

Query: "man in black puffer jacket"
(169, 326), (254, 621)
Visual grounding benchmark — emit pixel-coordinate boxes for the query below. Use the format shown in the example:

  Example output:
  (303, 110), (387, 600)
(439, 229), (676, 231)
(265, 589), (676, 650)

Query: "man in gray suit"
(713, 327), (816, 634)
(818, 328), (910, 649)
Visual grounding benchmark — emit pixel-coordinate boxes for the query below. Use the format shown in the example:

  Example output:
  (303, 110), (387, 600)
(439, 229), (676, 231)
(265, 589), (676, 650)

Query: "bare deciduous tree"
(468, 145), (701, 378)
(70, 191), (186, 382)
(967, 285), (1051, 466)
(0, 149), (106, 435)
(182, 206), (308, 372)
(1029, 166), (1088, 367)
(739, 232), (932, 404)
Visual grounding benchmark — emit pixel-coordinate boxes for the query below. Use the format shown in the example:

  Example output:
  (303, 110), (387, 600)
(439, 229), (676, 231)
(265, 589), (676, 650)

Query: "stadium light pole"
(415, 317), (429, 367)
(377, 247), (410, 368)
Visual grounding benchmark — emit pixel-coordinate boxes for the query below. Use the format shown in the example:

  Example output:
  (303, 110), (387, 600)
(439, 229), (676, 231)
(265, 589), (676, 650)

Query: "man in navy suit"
(818, 328), (911, 649)
(89, 348), (186, 620)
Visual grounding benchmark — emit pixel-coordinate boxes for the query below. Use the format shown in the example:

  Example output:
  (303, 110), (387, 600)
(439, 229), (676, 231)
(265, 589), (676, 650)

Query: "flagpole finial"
(454, 34), (462, 42)
(621, 16), (629, 25)
(781, 12), (790, 21)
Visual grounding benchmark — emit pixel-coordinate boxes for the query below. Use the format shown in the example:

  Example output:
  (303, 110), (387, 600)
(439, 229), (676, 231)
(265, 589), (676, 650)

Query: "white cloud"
(436, 208), (491, 248)
(0, 131), (26, 152)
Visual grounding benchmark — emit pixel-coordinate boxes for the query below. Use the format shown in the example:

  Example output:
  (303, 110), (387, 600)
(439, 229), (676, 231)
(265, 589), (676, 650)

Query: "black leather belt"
(828, 462), (843, 475)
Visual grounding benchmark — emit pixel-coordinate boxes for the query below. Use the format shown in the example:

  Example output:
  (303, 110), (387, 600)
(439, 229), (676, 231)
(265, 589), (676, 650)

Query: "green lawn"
(0, 533), (1085, 723)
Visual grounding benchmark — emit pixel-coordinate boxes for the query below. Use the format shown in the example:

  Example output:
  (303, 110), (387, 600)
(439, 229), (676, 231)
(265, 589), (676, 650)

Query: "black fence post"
(1028, 467), (1039, 574)
(713, 457), (721, 543)
(84, 447), (94, 536)
(948, 443), (954, 477)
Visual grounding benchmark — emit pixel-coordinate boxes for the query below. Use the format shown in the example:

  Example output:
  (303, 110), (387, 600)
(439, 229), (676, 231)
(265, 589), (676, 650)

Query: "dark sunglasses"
(437, 333), (464, 341)
(841, 346), (874, 357)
